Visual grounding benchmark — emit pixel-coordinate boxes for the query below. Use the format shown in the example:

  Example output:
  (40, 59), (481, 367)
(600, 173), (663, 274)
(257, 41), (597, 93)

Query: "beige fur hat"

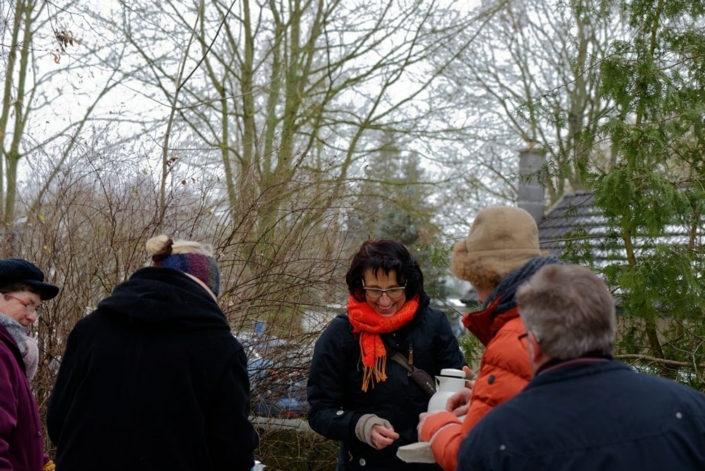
(450, 206), (540, 289)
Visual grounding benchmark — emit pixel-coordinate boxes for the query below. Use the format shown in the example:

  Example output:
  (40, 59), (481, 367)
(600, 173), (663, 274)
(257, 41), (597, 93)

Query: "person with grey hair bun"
(48, 235), (258, 471)
(457, 264), (705, 471)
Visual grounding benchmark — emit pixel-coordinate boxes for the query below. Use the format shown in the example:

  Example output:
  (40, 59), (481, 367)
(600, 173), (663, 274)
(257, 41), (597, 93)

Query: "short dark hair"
(0, 282), (41, 296)
(345, 239), (424, 302)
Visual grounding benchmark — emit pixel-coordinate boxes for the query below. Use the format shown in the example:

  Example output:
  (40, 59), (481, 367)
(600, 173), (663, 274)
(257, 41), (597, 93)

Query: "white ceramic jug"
(427, 368), (466, 412)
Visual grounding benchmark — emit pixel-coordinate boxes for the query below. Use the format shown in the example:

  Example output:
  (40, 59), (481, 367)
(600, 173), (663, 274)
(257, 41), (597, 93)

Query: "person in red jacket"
(417, 206), (560, 471)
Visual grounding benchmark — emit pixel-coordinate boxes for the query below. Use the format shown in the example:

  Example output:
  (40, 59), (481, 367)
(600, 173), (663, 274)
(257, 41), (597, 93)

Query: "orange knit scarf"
(347, 295), (419, 392)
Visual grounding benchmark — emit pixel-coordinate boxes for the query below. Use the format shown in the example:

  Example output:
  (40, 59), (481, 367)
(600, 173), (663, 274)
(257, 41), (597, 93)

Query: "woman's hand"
(370, 423), (399, 450)
(355, 414), (398, 449)
(462, 365), (476, 389)
(445, 388), (472, 416)
(446, 366), (474, 416)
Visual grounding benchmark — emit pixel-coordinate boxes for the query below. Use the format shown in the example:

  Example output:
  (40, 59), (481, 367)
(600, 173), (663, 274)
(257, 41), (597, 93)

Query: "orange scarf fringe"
(347, 295), (419, 392)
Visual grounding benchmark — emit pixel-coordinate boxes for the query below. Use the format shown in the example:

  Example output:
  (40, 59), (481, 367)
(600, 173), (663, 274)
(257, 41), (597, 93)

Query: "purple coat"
(0, 323), (45, 471)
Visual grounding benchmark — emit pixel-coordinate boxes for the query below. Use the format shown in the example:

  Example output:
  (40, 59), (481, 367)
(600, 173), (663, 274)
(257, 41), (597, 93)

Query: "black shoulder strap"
(390, 351), (414, 373)
(390, 351), (436, 397)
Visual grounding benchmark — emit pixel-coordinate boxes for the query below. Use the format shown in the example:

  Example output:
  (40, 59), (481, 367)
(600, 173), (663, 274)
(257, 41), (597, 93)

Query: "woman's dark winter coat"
(307, 294), (465, 470)
(47, 267), (258, 471)
(0, 322), (45, 471)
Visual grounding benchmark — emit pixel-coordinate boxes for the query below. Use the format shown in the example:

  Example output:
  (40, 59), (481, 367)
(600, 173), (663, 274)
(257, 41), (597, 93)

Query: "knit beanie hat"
(451, 206), (540, 288)
(146, 235), (220, 296)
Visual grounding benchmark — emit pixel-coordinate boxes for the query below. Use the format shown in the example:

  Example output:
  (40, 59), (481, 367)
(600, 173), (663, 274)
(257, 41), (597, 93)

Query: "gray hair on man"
(516, 264), (616, 360)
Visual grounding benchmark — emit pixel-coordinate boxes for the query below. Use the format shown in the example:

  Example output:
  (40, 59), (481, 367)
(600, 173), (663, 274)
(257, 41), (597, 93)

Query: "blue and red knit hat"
(148, 236), (220, 296)
(156, 252), (220, 296)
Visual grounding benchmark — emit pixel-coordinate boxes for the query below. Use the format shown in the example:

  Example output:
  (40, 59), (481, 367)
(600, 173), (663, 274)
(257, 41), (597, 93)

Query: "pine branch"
(616, 354), (705, 371)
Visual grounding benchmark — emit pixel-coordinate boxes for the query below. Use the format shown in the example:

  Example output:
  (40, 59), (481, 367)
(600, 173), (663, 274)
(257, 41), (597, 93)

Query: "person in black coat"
(458, 264), (705, 471)
(47, 235), (258, 471)
(307, 239), (466, 470)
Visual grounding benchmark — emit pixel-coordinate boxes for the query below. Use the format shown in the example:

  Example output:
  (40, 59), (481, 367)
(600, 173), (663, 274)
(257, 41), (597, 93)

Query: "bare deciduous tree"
(433, 0), (624, 230)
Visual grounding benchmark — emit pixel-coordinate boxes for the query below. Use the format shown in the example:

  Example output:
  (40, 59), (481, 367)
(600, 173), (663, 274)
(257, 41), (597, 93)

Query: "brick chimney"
(517, 147), (545, 223)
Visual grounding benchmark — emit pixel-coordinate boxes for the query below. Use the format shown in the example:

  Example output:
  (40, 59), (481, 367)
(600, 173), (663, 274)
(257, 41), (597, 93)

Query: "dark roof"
(538, 190), (700, 266)
(538, 190), (601, 255)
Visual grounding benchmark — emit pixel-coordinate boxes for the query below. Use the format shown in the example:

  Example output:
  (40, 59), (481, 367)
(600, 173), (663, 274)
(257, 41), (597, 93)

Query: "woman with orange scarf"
(307, 240), (465, 470)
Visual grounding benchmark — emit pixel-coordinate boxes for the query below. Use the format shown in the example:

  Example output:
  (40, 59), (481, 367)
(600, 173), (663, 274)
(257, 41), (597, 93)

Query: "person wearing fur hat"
(307, 239), (466, 470)
(0, 258), (59, 471)
(47, 235), (258, 471)
(417, 206), (561, 471)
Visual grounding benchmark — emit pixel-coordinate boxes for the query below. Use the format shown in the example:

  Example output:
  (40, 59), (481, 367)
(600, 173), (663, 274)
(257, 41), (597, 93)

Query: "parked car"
(252, 378), (308, 419)
(235, 333), (311, 419)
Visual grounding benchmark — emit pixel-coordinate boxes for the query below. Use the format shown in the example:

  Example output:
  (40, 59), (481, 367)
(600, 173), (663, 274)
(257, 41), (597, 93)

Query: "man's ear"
(528, 331), (544, 363)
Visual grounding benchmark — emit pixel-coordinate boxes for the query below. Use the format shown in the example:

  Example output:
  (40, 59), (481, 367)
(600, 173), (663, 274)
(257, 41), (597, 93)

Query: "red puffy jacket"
(419, 299), (532, 471)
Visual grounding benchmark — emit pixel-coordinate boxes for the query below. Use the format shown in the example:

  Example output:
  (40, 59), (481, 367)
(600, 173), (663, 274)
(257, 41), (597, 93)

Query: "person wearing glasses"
(0, 258), (59, 471)
(47, 235), (258, 471)
(458, 264), (705, 470)
(418, 206), (561, 471)
(307, 239), (465, 470)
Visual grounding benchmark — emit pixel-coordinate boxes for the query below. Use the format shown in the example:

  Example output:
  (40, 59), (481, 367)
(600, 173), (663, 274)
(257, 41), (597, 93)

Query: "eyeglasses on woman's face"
(362, 285), (406, 300)
(4, 293), (43, 316)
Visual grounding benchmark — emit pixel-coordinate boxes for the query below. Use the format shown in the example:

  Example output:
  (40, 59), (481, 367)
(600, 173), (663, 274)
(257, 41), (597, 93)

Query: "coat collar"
(0, 322), (25, 373)
(536, 354), (613, 376)
(462, 296), (520, 346)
